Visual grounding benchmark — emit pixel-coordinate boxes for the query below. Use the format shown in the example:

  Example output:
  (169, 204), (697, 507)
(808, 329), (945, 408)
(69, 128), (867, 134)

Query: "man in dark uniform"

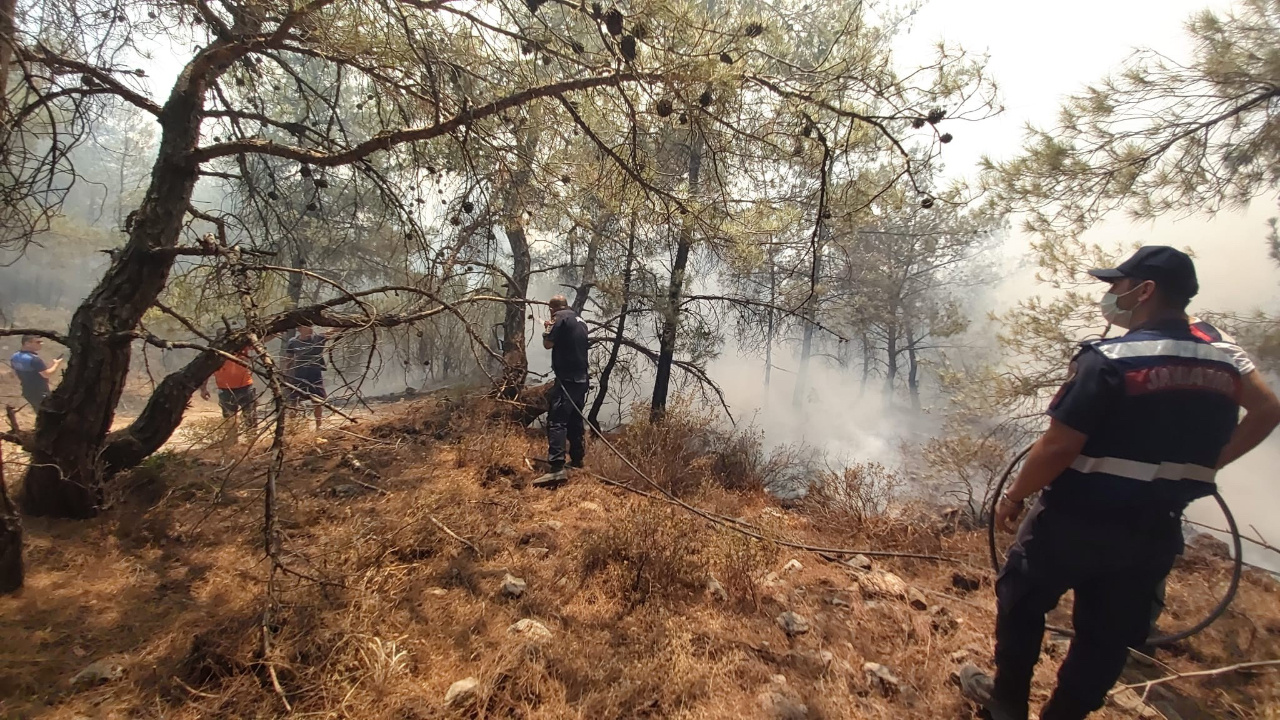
(960, 246), (1241, 720)
(533, 294), (590, 488)
(285, 326), (327, 431)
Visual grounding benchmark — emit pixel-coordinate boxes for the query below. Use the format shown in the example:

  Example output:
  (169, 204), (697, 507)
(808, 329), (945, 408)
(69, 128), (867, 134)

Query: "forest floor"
(2, 388), (1279, 719)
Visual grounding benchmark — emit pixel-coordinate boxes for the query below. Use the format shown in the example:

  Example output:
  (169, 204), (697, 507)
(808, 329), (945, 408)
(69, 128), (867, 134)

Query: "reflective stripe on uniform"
(1070, 454), (1217, 483)
(1095, 339), (1229, 363)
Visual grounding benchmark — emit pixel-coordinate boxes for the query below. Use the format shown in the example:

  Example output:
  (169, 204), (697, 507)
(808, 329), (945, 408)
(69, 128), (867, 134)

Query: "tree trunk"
(589, 219), (636, 428)
(884, 325), (898, 406)
(0, 0), (16, 105)
(650, 132), (702, 422)
(907, 327), (920, 411)
(792, 226), (826, 409)
(0, 0), (21, 585)
(0, 444), (22, 594)
(860, 332), (872, 396)
(498, 225), (530, 397)
(100, 345), (229, 473)
(763, 256), (776, 396)
(280, 243), (306, 356)
(21, 79), (210, 518)
(496, 125), (540, 399)
(572, 210), (607, 314)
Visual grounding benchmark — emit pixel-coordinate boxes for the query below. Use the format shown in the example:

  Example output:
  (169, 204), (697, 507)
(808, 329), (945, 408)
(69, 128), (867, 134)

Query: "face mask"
(1098, 283), (1147, 328)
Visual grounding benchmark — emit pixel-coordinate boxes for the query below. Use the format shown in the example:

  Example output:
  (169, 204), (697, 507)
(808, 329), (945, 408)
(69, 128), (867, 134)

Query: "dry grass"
(1, 397), (1279, 720)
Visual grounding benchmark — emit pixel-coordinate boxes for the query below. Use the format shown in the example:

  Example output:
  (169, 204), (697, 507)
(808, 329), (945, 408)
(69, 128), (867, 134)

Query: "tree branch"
(191, 72), (660, 165)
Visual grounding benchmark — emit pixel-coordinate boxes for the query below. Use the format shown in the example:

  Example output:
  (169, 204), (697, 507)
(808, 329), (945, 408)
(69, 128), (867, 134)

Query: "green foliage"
(982, 0), (1280, 241)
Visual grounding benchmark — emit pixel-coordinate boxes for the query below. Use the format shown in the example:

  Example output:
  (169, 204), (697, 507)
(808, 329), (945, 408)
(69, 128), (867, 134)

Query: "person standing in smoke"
(285, 325), (328, 431)
(958, 247), (1243, 720)
(533, 294), (589, 488)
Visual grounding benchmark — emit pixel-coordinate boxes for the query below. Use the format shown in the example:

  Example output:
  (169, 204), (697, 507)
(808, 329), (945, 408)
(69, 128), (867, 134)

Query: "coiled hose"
(987, 445), (1244, 646)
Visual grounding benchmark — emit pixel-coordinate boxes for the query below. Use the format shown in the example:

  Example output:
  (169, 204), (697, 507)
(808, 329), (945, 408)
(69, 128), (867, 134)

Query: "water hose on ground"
(988, 445), (1244, 646)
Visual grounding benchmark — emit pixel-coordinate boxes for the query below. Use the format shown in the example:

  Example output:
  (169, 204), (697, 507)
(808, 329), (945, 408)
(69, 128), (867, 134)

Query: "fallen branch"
(0, 436), (23, 594)
(586, 469), (958, 564)
(1186, 519), (1280, 557)
(2, 406), (31, 450)
(428, 515), (480, 555)
(1117, 659), (1280, 693)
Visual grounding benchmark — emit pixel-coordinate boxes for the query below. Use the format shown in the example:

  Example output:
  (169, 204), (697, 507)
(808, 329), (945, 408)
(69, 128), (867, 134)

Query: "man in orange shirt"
(201, 349), (257, 444)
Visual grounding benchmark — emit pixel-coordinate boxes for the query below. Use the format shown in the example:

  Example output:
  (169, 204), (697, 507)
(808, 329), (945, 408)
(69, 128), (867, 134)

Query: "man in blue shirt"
(9, 335), (62, 411)
(960, 247), (1243, 720)
(285, 326), (327, 431)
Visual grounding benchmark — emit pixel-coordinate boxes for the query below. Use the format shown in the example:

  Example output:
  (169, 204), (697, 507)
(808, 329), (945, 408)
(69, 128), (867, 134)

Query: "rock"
(951, 572), (982, 593)
(762, 571), (783, 589)
(782, 559), (804, 574)
(578, 501), (603, 513)
(1186, 533), (1231, 560)
(340, 452), (380, 478)
(507, 618), (553, 644)
(526, 547), (550, 560)
(857, 570), (908, 600)
(907, 587), (929, 611)
(707, 576), (729, 602)
(1109, 688), (1162, 718)
(828, 595), (851, 608)
(863, 662), (901, 697)
(427, 587), (449, 596)
(819, 650), (834, 665)
(496, 523), (518, 537)
(326, 483), (366, 499)
(500, 573), (527, 598)
(71, 657), (126, 687)
(444, 677), (479, 707)
(770, 674), (788, 686)
(757, 690), (810, 720)
(931, 605), (959, 634)
(541, 520), (563, 531)
(948, 649), (969, 663)
(776, 611), (810, 636)
(846, 554), (873, 571)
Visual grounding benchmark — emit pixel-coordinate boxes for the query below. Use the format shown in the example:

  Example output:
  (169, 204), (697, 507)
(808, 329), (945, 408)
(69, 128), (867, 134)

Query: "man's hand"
(200, 386), (211, 401)
(40, 357), (63, 379)
(543, 319), (553, 331)
(995, 495), (1024, 534)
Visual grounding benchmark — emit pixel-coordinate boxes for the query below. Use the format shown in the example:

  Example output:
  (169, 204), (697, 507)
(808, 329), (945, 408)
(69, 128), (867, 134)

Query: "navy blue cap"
(1088, 246), (1199, 300)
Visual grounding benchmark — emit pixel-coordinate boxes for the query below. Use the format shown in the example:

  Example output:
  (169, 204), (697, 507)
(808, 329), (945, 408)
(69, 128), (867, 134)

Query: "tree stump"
(0, 446), (23, 594)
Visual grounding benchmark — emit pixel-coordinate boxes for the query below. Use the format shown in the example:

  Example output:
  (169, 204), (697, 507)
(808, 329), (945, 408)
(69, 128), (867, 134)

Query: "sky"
(894, 0), (1280, 314)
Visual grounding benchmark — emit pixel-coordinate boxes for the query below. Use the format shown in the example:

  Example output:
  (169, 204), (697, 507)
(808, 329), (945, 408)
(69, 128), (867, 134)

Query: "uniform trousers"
(993, 501), (1179, 720)
(547, 378), (588, 469)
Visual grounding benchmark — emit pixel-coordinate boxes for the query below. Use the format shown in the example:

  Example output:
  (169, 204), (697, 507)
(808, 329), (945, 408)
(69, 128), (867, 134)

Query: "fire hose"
(988, 445), (1244, 646)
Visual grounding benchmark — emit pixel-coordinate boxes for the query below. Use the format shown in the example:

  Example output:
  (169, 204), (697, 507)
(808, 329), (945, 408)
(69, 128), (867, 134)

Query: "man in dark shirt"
(960, 247), (1241, 720)
(285, 326), (327, 431)
(533, 295), (590, 487)
(9, 335), (62, 411)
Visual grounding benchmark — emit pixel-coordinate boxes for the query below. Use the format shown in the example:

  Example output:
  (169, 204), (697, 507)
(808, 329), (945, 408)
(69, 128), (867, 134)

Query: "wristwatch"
(999, 491), (1025, 508)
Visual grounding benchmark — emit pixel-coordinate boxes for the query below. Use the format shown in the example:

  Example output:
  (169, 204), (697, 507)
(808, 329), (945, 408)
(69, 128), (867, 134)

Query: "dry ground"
(1, 391), (1278, 719)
